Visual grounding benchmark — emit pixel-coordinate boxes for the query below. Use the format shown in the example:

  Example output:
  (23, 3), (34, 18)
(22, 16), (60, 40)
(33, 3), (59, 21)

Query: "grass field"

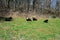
(0, 18), (60, 40)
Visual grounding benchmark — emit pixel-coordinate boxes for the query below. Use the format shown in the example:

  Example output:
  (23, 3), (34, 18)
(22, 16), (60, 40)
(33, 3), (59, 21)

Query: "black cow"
(52, 15), (56, 18)
(33, 17), (37, 21)
(26, 18), (31, 21)
(44, 19), (48, 23)
(5, 17), (12, 21)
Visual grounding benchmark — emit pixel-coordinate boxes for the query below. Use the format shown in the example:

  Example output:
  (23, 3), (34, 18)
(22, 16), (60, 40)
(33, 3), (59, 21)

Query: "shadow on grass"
(0, 17), (5, 21)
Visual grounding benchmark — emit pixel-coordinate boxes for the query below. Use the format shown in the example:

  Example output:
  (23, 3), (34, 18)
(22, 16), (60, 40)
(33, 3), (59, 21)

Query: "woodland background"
(0, 0), (60, 18)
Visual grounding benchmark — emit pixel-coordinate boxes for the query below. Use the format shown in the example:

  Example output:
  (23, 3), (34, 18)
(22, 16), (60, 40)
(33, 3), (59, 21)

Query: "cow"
(5, 17), (12, 21)
(26, 17), (31, 21)
(44, 19), (48, 23)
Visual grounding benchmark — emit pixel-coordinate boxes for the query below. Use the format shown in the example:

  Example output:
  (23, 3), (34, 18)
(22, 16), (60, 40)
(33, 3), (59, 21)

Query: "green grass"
(0, 18), (60, 40)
